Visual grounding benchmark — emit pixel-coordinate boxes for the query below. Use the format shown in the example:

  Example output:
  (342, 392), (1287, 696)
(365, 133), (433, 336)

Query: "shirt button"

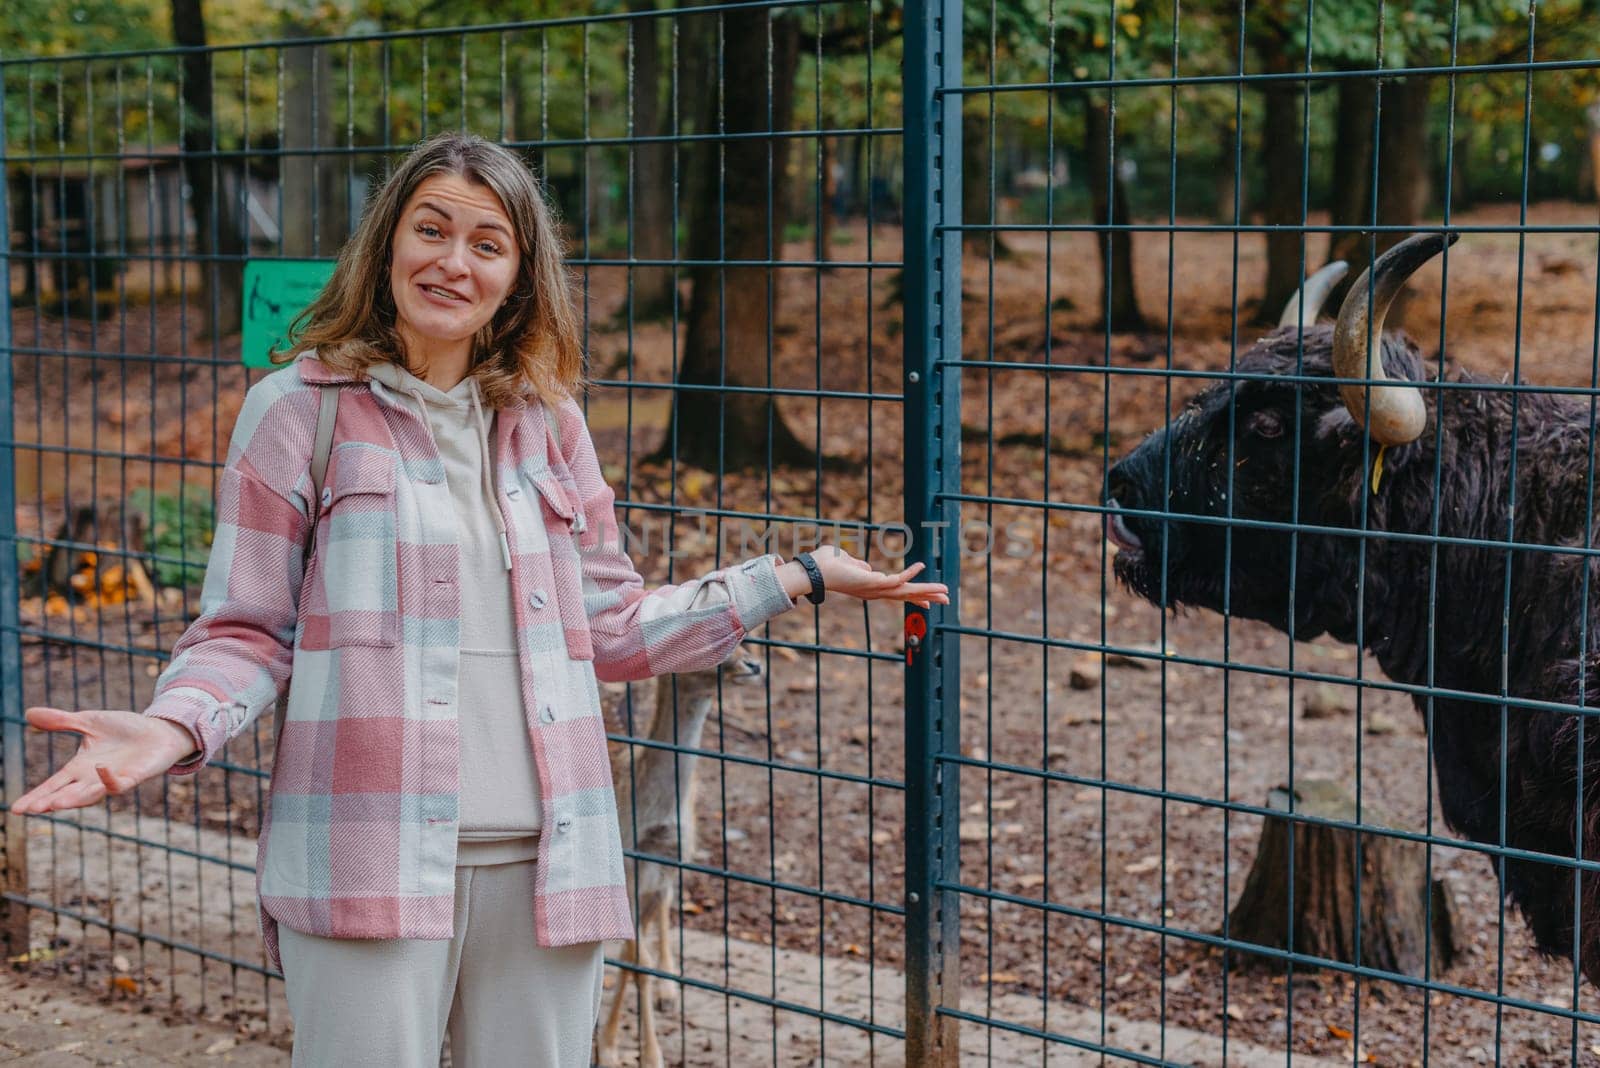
(540, 704), (556, 724)
(320, 487), (332, 508)
(506, 485), (521, 499)
(528, 589), (548, 610)
(555, 817), (573, 833)
(571, 512), (586, 533)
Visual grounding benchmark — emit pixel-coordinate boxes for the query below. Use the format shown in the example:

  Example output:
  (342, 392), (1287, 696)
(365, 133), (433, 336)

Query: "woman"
(11, 132), (946, 1066)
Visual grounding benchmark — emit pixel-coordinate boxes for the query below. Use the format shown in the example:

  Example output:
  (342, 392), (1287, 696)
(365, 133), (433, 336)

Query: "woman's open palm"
(808, 545), (950, 609)
(10, 708), (196, 815)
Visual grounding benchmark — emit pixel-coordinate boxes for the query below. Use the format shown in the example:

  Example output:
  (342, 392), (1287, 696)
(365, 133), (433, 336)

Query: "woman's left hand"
(778, 544), (950, 609)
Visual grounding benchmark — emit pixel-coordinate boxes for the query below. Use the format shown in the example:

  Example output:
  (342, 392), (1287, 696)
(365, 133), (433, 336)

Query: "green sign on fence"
(240, 259), (336, 368)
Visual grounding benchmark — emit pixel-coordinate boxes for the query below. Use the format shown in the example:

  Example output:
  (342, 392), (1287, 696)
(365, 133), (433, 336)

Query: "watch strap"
(795, 551), (826, 605)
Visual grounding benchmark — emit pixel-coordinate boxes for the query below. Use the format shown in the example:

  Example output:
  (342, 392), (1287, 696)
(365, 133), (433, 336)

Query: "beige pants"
(279, 856), (604, 1068)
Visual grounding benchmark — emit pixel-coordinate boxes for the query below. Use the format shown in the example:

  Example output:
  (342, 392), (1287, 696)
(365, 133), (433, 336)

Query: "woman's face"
(389, 172), (522, 352)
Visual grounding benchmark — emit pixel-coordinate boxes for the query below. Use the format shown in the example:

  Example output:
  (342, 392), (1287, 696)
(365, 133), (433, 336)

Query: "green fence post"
(0, 60), (31, 960)
(903, 0), (963, 1062)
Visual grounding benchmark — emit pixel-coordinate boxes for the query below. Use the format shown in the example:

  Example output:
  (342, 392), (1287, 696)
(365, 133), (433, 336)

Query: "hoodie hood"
(363, 360), (513, 570)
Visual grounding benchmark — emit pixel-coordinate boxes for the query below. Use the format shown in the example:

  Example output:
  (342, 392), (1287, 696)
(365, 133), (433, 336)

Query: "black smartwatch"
(794, 551), (826, 605)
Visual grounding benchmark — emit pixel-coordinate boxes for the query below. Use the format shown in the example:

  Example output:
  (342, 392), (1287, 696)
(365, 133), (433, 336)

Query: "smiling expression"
(389, 172), (522, 357)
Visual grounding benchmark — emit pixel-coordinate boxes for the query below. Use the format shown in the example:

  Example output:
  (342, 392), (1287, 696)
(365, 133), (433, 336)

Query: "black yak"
(1104, 232), (1600, 982)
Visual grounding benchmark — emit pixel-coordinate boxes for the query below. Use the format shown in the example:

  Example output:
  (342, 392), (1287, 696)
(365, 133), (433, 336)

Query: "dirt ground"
(0, 965), (283, 1066)
(10, 200), (1600, 1065)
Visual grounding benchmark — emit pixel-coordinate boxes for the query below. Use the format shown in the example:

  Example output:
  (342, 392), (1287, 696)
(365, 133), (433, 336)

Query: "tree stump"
(1226, 779), (1459, 977)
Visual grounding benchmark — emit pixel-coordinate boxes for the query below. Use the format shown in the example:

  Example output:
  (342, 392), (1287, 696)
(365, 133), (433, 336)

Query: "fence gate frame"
(902, 0), (964, 1064)
(0, 5), (983, 1058)
(0, 58), (27, 964)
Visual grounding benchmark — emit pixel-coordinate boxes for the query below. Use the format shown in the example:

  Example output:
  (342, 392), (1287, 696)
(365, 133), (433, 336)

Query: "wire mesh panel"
(8, 1), (1600, 1065)
(943, 1), (1600, 1065)
(0, 5), (911, 1061)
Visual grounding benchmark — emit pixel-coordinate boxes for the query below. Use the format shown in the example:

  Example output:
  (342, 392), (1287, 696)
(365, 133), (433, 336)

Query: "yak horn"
(1277, 260), (1350, 329)
(1331, 232), (1458, 446)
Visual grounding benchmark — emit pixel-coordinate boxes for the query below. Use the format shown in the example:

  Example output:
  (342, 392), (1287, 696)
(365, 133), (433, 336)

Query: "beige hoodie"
(364, 359), (555, 861)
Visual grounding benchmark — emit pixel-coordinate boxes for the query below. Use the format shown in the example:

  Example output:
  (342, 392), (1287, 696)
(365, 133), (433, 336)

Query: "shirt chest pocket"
(521, 470), (585, 541)
(306, 446), (400, 649)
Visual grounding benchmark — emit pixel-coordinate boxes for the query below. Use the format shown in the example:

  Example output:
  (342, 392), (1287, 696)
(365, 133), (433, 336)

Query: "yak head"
(1104, 233), (1454, 641)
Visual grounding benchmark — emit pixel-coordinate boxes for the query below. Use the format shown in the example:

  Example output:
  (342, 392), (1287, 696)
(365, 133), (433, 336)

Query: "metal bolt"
(908, 371), (921, 384)
(908, 892), (920, 905)
(907, 634), (921, 648)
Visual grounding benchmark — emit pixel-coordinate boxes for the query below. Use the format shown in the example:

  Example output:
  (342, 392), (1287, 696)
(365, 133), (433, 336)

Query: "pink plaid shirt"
(145, 355), (793, 968)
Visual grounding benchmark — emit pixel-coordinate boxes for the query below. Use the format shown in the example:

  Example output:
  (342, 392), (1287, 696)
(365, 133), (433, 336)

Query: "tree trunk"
(1375, 78), (1432, 244)
(817, 135), (833, 268)
(1451, 128), (1475, 211)
(1214, 156), (1242, 225)
(627, 0), (676, 319)
(1227, 779), (1459, 978)
(1258, 83), (1307, 326)
(963, 110), (1009, 257)
(1327, 77), (1430, 314)
(1084, 96), (1145, 333)
(659, 4), (815, 472)
(171, 0), (244, 338)
(13, 176), (38, 300)
(847, 132), (866, 219)
(280, 26), (347, 261)
(1326, 77), (1378, 277)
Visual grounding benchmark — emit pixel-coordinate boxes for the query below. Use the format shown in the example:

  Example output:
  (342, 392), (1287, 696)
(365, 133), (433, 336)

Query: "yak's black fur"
(1106, 323), (1600, 980)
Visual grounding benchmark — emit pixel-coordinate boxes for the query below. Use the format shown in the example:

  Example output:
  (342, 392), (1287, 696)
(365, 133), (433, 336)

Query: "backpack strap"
(278, 383), (338, 734)
(304, 385), (339, 564)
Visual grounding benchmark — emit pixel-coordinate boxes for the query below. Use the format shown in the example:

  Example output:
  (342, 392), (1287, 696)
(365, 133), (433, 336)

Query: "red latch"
(904, 612), (927, 666)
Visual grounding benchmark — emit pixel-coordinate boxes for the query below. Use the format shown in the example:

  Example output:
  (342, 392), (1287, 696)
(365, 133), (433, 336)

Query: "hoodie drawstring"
(468, 380), (515, 571)
(402, 379), (514, 572)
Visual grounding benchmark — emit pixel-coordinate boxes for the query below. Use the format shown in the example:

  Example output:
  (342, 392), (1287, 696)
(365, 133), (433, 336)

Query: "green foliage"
(5, 0), (1599, 248)
(127, 483), (214, 588)
(2, 0), (168, 59)
(3, 0), (170, 159)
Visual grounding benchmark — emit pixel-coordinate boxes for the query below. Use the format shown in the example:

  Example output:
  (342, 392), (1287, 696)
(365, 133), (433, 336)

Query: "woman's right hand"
(10, 708), (198, 815)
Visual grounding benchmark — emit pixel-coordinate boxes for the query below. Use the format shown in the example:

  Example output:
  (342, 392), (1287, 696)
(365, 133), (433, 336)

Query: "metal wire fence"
(4, 1), (1600, 1065)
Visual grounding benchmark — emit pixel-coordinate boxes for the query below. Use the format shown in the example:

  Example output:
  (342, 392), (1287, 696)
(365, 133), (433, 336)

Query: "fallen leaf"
(205, 1037), (237, 1055)
(1224, 1004), (1244, 1022)
(979, 971), (1021, 983)
(112, 954), (131, 973)
(679, 902), (703, 916)
(1329, 1023), (1353, 1040)
(109, 975), (140, 995)
(1124, 855), (1162, 875)
(1017, 873), (1046, 889)
(8, 946), (54, 964)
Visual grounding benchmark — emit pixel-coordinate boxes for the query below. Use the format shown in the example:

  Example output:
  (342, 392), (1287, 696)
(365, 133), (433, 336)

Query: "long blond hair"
(277, 132), (585, 408)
